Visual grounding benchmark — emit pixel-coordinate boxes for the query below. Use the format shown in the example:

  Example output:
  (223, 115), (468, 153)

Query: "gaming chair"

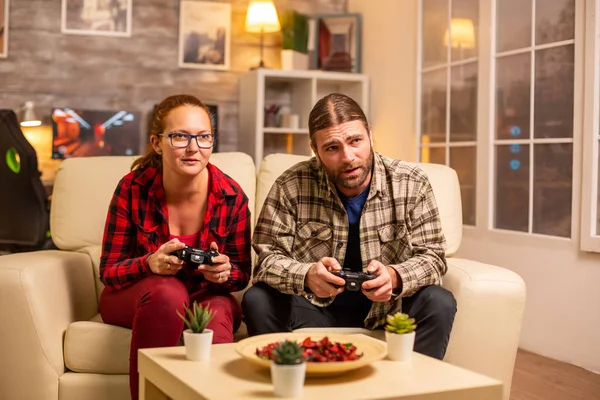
(0, 109), (50, 252)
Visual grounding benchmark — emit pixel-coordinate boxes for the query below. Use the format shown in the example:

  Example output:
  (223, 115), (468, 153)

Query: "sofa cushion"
(51, 152), (257, 251)
(65, 315), (250, 374)
(415, 162), (462, 256)
(256, 153), (312, 225)
(78, 245), (104, 302)
(51, 156), (139, 251)
(64, 315), (130, 374)
(210, 152), (256, 228)
(59, 372), (130, 400)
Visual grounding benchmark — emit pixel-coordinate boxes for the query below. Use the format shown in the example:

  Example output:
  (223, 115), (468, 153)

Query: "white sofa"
(0, 152), (526, 400)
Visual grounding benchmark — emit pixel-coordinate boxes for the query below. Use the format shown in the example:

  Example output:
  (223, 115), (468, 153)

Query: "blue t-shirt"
(331, 182), (373, 316)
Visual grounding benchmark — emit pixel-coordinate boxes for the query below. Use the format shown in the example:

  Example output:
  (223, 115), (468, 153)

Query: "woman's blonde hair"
(131, 94), (214, 171)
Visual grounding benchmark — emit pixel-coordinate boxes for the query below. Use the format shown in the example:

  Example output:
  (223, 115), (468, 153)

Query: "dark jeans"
(241, 282), (457, 360)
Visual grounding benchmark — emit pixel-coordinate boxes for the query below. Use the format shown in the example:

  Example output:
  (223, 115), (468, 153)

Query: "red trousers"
(99, 275), (241, 400)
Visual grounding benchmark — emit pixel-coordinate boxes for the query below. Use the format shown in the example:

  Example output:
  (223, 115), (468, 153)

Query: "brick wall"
(0, 0), (346, 180)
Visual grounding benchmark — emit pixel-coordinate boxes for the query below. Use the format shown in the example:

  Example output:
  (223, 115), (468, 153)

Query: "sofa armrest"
(0, 250), (98, 400)
(442, 257), (526, 400)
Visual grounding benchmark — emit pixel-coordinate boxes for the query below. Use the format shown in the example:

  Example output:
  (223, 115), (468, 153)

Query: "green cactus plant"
(385, 312), (417, 334)
(272, 340), (305, 365)
(176, 301), (215, 334)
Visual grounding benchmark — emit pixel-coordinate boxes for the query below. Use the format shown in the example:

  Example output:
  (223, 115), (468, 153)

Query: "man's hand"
(305, 257), (345, 298)
(361, 260), (394, 302)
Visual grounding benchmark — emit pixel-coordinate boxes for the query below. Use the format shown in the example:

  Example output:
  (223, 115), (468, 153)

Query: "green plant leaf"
(384, 312), (417, 333)
(177, 301), (217, 334)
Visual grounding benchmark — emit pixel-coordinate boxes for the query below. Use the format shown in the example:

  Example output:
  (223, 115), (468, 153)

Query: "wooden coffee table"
(138, 342), (503, 400)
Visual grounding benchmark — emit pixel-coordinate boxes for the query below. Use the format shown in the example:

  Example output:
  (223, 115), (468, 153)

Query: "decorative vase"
(280, 10), (309, 71)
(270, 361), (306, 398)
(281, 49), (309, 70)
(385, 330), (416, 362)
(183, 329), (213, 361)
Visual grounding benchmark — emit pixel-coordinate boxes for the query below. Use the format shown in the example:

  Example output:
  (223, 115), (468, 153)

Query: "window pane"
(421, 146), (446, 165)
(536, 0), (575, 45)
(496, 53), (531, 140)
(422, 69), (447, 143)
(534, 45), (574, 138)
(450, 146), (476, 225)
(450, 0), (479, 61)
(497, 0), (532, 53)
(450, 62), (477, 142)
(495, 144), (530, 232)
(533, 144), (572, 237)
(422, 0), (449, 68)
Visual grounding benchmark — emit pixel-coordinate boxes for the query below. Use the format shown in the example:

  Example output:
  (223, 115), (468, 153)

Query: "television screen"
(51, 108), (142, 159)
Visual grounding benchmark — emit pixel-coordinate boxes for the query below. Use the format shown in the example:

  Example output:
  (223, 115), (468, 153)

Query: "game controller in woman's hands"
(170, 245), (218, 267)
(330, 269), (377, 291)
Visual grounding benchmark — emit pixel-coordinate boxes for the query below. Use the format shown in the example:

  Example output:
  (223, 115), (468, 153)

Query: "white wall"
(349, 0), (600, 374)
(348, 0), (418, 162)
(459, 231), (600, 373)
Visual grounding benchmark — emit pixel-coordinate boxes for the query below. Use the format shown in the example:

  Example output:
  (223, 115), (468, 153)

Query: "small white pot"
(281, 49), (309, 70)
(385, 330), (416, 362)
(183, 329), (213, 361)
(270, 362), (306, 398)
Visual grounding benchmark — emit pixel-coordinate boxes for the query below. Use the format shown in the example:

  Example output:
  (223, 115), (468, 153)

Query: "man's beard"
(321, 148), (374, 191)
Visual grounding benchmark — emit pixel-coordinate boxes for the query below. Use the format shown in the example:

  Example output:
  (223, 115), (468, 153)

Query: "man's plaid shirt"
(252, 153), (447, 329)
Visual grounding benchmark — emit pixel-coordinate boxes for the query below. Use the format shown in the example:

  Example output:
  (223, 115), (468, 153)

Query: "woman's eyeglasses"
(159, 133), (215, 149)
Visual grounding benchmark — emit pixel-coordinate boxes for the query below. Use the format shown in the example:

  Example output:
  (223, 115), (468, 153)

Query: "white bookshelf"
(238, 69), (370, 169)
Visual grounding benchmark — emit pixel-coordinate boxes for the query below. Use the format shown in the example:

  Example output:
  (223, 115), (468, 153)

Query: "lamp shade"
(444, 18), (475, 49)
(245, 0), (281, 33)
(19, 101), (41, 127)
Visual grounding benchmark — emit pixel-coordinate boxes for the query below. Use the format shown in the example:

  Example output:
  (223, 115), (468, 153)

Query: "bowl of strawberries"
(235, 332), (387, 377)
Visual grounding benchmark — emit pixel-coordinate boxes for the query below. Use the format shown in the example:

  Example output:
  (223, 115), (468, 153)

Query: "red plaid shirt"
(99, 163), (251, 293)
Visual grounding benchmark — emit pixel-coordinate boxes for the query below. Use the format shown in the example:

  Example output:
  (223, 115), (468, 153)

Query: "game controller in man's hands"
(170, 245), (218, 267)
(331, 269), (377, 291)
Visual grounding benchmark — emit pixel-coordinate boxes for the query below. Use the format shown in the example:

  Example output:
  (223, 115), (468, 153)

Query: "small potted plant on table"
(176, 301), (215, 361)
(270, 340), (306, 398)
(385, 312), (417, 361)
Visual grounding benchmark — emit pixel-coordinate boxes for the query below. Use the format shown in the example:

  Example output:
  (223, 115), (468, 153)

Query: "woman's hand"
(147, 239), (186, 275)
(197, 242), (231, 284)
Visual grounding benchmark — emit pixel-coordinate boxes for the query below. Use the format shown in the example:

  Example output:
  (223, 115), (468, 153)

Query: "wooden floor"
(510, 349), (600, 400)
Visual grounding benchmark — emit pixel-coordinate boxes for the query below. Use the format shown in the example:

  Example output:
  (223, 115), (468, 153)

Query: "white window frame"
(581, 0), (600, 252)
(489, 0), (578, 239)
(416, 0), (481, 228)
(417, 0), (585, 248)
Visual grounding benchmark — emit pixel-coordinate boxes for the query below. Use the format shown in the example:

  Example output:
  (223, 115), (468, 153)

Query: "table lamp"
(245, 0), (281, 69)
(443, 18), (475, 52)
(19, 101), (41, 127)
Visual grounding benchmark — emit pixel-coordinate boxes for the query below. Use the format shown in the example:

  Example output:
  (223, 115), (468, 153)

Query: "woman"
(99, 94), (251, 400)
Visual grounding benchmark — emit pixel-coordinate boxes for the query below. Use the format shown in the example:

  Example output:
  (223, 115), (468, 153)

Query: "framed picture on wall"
(179, 1), (231, 71)
(313, 13), (362, 73)
(0, 0), (9, 58)
(61, 0), (132, 37)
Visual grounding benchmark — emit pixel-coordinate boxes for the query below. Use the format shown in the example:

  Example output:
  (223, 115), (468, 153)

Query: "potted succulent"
(270, 340), (306, 398)
(384, 312), (417, 361)
(176, 301), (215, 361)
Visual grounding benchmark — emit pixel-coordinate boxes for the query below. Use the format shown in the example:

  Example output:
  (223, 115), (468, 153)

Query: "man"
(242, 93), (457, 359)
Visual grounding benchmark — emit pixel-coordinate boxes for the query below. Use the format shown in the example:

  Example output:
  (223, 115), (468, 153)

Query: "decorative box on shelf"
(238, 69), (370, 170)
